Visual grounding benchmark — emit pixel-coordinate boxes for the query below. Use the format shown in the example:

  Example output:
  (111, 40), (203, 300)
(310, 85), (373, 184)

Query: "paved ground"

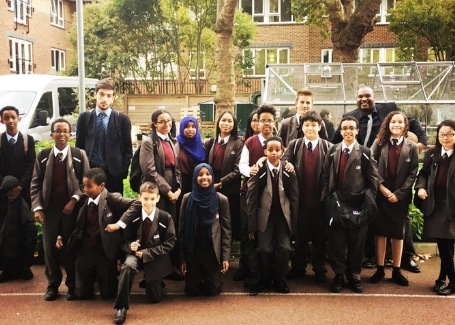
(0, 254), (453, 325)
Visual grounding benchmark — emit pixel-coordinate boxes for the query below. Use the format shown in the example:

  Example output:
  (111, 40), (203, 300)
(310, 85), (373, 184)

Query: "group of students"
(1, 79), (455, 324)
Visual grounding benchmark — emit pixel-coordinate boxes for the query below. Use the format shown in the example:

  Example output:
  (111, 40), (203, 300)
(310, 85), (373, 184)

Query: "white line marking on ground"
(1, 292), (453, 299)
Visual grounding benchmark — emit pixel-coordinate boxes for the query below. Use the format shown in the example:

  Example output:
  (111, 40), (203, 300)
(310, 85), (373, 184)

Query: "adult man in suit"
(331, 86), (427, 273)
(278, 88), (329, 147)
(321, 116), (380, 293)
(31, 118), (90, 301)
(0, 106), (36, 208)
(76, 78), (132, 194)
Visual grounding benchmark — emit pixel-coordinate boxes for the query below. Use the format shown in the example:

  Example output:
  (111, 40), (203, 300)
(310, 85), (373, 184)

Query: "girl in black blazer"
(415, 120), (455, 295)
(370, 111), (419, 286)
(205, 111), (243, 242)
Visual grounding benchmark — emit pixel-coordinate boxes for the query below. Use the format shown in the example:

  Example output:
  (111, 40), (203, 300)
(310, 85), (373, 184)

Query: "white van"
(0, 74), (98, 141)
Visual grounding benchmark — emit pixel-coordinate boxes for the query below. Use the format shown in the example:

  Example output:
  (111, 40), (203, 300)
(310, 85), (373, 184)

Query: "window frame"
(243, 47), (290, 77)
(51, 48), (66, 71)
(9, 0), (32, 25)
(375, 0), (396, 25)
(50, 0), (64, 27)
(9, 37), (33, 74)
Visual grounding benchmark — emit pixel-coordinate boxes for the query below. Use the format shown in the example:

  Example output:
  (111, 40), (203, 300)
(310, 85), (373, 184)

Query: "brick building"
(0, 0), (97, 75)
(1, 1), (407, 88)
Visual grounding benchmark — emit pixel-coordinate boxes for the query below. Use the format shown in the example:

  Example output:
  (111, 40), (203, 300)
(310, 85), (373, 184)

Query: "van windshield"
(0, 91), (36, 115)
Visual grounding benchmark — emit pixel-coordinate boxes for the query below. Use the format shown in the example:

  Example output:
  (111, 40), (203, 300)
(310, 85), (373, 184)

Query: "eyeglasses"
(156, 119), (172, 125)
(259, 119), (274, 124)
(251, 119), (259, 123)
(341, 126), (357, 131)
(438, 133), (455, 138)
(52, 130), (71, 135)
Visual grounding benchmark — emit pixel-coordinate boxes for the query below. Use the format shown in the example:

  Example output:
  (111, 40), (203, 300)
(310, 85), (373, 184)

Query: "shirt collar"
(53, 145), (70, 159)
(6, 133), (18, 142)
(96, 108), (112, 117)
(156, 131), (169, 141)
(304, 137), (319, 148)
(266, 160), (281, 173)
(341, 141), (356, 152)
(442, 148), (454, 158)
(142, 208), (156, 222)
(88, 194), (101, 206)
(257, 134), (267, 147)
(390, 136), (404, 146)
(218, 135), (230, 143)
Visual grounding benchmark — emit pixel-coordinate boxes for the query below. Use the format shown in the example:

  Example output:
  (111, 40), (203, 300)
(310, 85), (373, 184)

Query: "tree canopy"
(68, 0), (255, 94)
(389, 0), (455, 61)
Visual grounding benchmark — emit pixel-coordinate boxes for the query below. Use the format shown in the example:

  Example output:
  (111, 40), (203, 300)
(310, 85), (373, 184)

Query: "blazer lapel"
(396, 140), (410, 177)
(447, 154), (455, 183)
(345, 143), (360, 172)
(97, 189), (108, 223)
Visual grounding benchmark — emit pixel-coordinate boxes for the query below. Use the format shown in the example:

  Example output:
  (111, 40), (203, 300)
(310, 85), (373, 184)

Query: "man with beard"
(331, 86), (427, 273)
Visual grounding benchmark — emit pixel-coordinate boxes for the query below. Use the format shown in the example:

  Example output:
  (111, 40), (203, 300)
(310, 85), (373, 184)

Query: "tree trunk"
(214, 0), (237, 119)
(327, 0), (382, 63)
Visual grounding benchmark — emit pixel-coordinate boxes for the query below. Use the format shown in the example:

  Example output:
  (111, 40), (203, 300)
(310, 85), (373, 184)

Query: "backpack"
(129, 135), (155, 193)
(37, 147), (84, 182)
(129, 146), (142, 193)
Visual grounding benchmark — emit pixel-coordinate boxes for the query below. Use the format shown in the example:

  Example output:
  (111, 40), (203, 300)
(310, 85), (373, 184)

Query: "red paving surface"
(0, 256), (454, 324)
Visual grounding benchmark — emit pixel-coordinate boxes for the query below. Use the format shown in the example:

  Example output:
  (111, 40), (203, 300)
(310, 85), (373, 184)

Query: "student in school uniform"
(179, 163), (231, 296)
(321, 116), (379, 294)
(415, 120), (455, 295)
(282, 111), (332, 283)
(73, 168), (141, 300)
(247, 136), (299, 293)
(113, 182), (176, 324)
(369, 111), (419, 287)
(205, 111), (243, 246)
(31, 118), (90, 301)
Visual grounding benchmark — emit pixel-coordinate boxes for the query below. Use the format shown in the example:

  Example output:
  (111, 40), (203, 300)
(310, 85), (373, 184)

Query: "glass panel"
(255, 49), (266, 75)
(278, 49), (288, 64)
(269, 0), (279, 14)
(254, 0), (263, 14)
(266, 49), (277, 64)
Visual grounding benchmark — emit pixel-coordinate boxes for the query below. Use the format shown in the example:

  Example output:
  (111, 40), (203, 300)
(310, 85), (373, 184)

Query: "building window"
(240, 0), (293, 23)
(9, 38), (33, 74)
(321, 49), (333, 63)
(8, 0), (32, 25)
(376, 0), (395, 24)
(190, 52), (206, 79)
(428, 48), (446, 62)
(359, 47), (404, 76)
(50, 0), (64, 27)
(244, 48), (289, 76)
(51, 49), (65, 71)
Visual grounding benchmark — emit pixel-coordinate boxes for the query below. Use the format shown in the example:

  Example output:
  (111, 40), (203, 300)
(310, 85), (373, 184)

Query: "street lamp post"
(76, 0), (86, 112)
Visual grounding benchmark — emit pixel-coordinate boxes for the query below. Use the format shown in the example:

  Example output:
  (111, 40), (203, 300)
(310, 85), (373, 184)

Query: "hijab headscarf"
(176, 116), (205, 164)
(183, 163), (218, 253)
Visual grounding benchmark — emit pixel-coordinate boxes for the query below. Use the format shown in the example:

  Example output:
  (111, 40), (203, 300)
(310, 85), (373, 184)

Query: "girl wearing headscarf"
(176, 116), (205, 195)
(179, 163), (231, 296)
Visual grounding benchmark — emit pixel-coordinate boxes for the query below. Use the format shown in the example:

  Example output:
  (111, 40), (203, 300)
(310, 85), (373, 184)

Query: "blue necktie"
(97, 113), (107, 160)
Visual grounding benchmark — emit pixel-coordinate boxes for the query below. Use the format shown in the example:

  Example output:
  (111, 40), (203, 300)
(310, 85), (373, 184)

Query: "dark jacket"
(121, 208), (176, 282)
(76, 109), (132, 179)
(331, 102), (427, 146)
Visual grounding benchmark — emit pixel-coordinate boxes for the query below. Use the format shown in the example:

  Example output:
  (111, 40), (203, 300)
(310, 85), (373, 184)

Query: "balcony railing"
(116, 78), (262, 95)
